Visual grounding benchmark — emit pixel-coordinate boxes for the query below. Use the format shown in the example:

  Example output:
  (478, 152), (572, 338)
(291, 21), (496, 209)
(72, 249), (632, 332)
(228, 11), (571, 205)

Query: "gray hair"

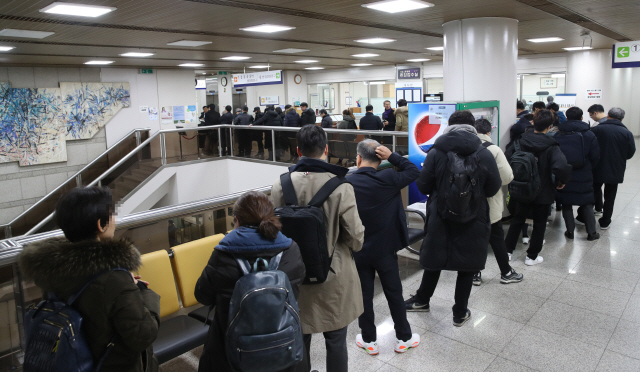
(357, 139), (381, 163)
(547, 96), (554, 103)
(608, 107), (625, 120)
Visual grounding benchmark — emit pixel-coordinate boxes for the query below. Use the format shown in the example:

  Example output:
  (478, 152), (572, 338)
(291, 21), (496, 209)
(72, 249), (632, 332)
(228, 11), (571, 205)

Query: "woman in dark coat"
(556, 107), (600, 239)
(195, 191), (306, 372)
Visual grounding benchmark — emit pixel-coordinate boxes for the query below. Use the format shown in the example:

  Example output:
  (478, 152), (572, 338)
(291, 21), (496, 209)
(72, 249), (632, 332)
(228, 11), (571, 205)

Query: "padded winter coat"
(394, 106), (409, 132)
(477, 133), (514, 224)
(591, 119), (636, 184)
(300, 108), (317, 126)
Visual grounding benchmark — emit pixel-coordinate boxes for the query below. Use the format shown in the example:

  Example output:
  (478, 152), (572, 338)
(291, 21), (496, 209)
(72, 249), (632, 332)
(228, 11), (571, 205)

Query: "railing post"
(12, 263), (26, 352)
(271, 129), (276, 162)
(392, 134), (396, 152)
(75, 174), (82, 187)
(218, 128), (223, 158)
(135, 130), (142, 161)
(160, 132), (167, 165)
(229, 126), (234, 157)
(97, 179), (102, 187)
(4, 225), (11, 239)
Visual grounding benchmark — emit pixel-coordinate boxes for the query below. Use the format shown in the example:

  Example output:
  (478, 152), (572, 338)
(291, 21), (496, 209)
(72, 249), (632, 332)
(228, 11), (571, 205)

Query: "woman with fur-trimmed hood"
(19, 187), (160, 372)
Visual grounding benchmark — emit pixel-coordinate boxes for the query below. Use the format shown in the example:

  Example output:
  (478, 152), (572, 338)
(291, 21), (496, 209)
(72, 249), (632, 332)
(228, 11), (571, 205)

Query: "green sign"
(617, 46), (630, 58)
(276, 72), (281, 79)
(218, 71), (228, 75)
(139, 68), (153, 74)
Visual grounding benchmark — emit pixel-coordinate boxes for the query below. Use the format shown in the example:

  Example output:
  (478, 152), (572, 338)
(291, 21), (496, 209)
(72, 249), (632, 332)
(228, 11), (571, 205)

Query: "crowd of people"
(18, 99), (636, 372)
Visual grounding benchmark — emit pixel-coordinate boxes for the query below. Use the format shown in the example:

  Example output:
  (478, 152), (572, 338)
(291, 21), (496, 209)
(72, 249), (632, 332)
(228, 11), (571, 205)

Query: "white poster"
(139, 106), (148, 113)
(148, 107), (158, 121)
(554, 94), (577, 110)
(259, 96), (279, 106)
(160, 106), (173, 127)
(233, 70), (282, 87)
(585, 89), (602, 100)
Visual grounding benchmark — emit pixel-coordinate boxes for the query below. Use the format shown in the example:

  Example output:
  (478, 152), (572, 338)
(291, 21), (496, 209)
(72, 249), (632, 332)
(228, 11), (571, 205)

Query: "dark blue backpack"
(24, 268), (127, 372)
(226, 253), (303, 372)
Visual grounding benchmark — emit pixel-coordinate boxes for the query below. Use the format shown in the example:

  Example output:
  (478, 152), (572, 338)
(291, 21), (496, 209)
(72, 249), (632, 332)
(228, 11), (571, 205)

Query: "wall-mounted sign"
(398, 68), (420, 80)
(554, 93), (577, 109)
(260, 96), (279, 106)
(540, 78), (557, 89)
(195, 80), (206, 89)
(612, 41), (640, 68)
(139, 68), (153, 74)
(233, 70), (282, 87)
(585, 88), (602, 100)
(396, 81), (422, 88)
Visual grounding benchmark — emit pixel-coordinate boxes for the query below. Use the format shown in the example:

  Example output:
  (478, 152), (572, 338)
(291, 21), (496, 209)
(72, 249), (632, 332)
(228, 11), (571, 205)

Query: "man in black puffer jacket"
(404, 110), (502, 327)
(254, 106), (284, 160)
(299, 102), (316, 126)
(504, 109), (572, 266)
(220, 105), (234, 156)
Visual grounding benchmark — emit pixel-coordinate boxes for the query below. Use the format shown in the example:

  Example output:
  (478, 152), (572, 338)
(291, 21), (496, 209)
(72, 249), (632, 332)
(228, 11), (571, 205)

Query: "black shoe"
(599, 219), (611, 230)
(404, 295), (430, 312)
(453, 310), (471, 327)
(564, 231), (574, 239)
(472, 272), (482, 286)
(587, 232), (601, 241)
(500, 269), (524, 284)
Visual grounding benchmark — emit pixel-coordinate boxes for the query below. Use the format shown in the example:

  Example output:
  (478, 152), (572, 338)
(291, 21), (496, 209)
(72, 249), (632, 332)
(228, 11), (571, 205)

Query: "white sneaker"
(394, 333), (420, 353)
(522, 237), (530, 245)
(525, 256), (544, 266)
(508, 253), (513, 261)
(356, 334), (379, 355)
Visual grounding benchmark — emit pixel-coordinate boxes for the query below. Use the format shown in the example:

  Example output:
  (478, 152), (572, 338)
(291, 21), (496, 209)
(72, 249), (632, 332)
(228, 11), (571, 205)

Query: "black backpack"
(508, 141), (541, 203)
(226, 253), (303, 372)
(437, 145), (485, 223)
(555, 131), (585, 169)
(274, 173), (349, 284)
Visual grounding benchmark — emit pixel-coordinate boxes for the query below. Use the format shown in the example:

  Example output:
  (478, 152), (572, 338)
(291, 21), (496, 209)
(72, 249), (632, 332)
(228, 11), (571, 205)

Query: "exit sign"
(218, 71), (228, 75)
(139, 68), (153, 74)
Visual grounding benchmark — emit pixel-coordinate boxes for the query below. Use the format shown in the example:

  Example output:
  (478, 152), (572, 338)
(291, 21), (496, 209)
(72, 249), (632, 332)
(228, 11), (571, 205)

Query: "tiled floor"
(161, 141), (640, 372)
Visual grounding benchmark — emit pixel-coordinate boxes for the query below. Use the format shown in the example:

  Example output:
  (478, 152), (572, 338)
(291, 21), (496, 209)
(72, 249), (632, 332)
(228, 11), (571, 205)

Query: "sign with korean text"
(233, 70), (282, 87)
(540, 78), (557, 89)
(259, 96), (280, 106)
(398, 68), (420, 80)
(612, 41), (640, 68)
(585, 89), (602, 100)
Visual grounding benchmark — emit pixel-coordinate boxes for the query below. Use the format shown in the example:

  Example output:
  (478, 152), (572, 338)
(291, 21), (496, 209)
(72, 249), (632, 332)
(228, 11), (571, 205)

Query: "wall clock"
(294, 74), (302, 84)
(221, 77), (228, 87)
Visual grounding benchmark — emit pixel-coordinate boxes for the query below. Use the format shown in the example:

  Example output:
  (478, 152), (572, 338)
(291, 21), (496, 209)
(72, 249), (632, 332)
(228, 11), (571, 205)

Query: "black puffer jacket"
(220, 112), (234, 124)
(320, 114), (333, 128)
(300, 108), (316, 125)
(509, 116), (533, 142)
(284, 111), (301, 127)
(417, 125), (502, 272)
(591, 119), (636, 184)
(254, 110), (283, 126)
(19, 239), (160, 372)
(195, 227), (305, 372)
(505, 132), (572, 205)
(556, 120), (600, 206)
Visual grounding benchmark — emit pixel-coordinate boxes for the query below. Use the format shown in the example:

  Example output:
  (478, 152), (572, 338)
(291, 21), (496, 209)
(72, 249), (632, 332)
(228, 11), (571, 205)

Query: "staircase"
(109, 159), (162, 201)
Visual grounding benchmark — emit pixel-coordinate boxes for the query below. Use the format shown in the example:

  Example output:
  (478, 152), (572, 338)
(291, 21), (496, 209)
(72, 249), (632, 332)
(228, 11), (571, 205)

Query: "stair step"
(124, 173), (147, 183)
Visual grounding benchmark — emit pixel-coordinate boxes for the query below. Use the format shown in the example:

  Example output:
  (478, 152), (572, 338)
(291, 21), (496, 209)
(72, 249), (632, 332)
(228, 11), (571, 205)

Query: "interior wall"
(245, 82), (286, 110)
(284, 71), (307, 105)
(306, 65), (396, 84)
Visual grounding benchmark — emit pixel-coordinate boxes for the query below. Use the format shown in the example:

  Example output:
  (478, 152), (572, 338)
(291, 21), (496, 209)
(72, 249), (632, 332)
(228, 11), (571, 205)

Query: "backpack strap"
(234, 256), (252, 275)
(280, 173), (298, 206)
(482, 141), (493, 148)
(308, 176), (349, 208)
(514, 140), (522, 152)
(268, 252), (284, 271)
(67, 268), (130, 306)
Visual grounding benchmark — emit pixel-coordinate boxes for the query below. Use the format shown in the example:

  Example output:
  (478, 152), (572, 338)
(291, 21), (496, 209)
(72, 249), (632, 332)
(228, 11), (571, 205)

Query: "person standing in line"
(349, 140), (421, 355)
(319, 109), (333, 128)
(382, 100), (396, 131)
(548, 102), (566, 124)
(359, 105), (384, 130)
(254, 105), (283, 161)
(587, 104), (608, 126)
(582, 107), (636, 229)
(394, 99), (409, 132)
(404, 111), (502, 327)
(252, 107), (265, 158)
(233, 106), (253, 157)
(284, 107), (301, 161)
(220, 105), (234, 156)
(299, 102), (316, 126)
(504, 109), (572, 265)
(203, 103), (221, 155)
(510, 101), (544, 142)
(270, 125), (365, 372)
(555, 107), (600, 240)
(516, 100), (529, 119)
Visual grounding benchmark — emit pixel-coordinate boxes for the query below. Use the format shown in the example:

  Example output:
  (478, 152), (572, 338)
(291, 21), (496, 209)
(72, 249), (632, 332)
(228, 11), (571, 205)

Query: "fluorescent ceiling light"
(179, 63), (204, 67)
(295, 60), (318, 63)
(84, 60), (114, 65)
(240, 24), (295, 33)
(167, 40), (212, 47)
(221, 56), (251, 60)
(426, 46), (443, 51)
(369, 81), (386, 85)
(305, 67), (324, 70)
(407, 58), (430, 62)
(351, 63), (372, 66)
(526, 37), (564, 43)
(249, 65), (270, 68)
(551, 74), (565, 78)
(563, 46), (593, 51)
(0, 46), (15, 51)
(119, 52), (154, 57)
(352, 53), (379, 57)
(0, 29), (55, 39)
(273, 48), (309, 53)
(355, 38), (396, 44)
(362, 0), (434, 14)
(40, 2), (116, 17)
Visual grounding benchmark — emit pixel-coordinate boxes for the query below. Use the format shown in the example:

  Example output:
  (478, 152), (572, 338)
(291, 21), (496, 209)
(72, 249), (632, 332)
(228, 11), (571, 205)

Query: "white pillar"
(443, 18), (518, 148)
(218, 76), (234, 111)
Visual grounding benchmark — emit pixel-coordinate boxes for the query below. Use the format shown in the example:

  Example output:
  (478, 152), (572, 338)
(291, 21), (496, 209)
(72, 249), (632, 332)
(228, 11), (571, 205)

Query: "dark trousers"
(301, 326), (347, 372)
(355, 253), (412, 343)
(488, 222), (512, 275)
(220, 128), (230, 155)
(505, 202), (550, 260)
(563, 204), (596, 235)
(594, 182), (618, 225)
(415, 270), (474, 318)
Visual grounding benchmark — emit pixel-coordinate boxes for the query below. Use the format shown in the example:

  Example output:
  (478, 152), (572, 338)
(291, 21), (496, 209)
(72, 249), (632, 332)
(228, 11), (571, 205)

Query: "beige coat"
(394, 106), (409, 132)
(271, 171), (365, 334)
(478, 133), (513, 224)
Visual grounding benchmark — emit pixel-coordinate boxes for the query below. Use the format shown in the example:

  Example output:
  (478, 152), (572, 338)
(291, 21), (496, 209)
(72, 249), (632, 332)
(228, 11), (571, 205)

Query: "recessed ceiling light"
(84, 60), (114, 65)
(273, 48), (309, 53)
(563, 46), (593, 51)
(305, 67), (325, 70)
(295, 60), (318, 63)
(407, 58), (430, 62)
(362, 0), (433, 14)
(369, 81), (386, 85)
(526, 37), (564, 43)
(167, 40), (212, 47)
(0, 46), (15, 52)
(221, 56), (251, 61)
(40, 2), (116, 17)
(179, 63), (204, 67)
(0, 29), (55, 39)
(249, 65), (271, 68)
(551, 74), (565, 78)
(355, 38), (396, 44)
(426, 46), (443, 51)
(240, 24), (295, 33)
(351, 63), (372, 66)
(119, 52), (154, 57)
(352, 53), (379, 58)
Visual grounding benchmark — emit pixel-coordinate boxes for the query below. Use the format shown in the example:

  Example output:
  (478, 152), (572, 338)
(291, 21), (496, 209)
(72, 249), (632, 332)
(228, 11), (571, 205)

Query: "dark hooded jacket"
(220, 111), (234, 124)
(505, 132), (572, 205)
(194, 227), (305, 372)
(19, 239), (160, 372)
(509, 116), (533, 142)
(320, 114), (333, 128)
(517, 110), (530, 119)
(254, 110), (283, 127)
(417, 125), (502, 272)
(556, 120), (600, 206)
(300, 108), (316, 126)
(204, 109), (221, 127)
(591, 119), (636, 184)
(284, 110), (301, 127)
(338, 115), (357, 130)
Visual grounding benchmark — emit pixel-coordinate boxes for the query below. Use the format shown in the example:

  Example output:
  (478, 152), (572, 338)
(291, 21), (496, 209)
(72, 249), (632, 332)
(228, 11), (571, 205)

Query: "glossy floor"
(161, 142), (640, 372)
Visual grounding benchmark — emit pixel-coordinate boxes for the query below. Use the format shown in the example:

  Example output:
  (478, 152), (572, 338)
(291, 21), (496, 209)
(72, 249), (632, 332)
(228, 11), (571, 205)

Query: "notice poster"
(148, 107), (158, 121)
(408, 103), (457, 203)
(585, 89), (602, 100)
(139, 106), (148, 113)
(160, 106), (173, 126)
(185, 105), (198, 126)
(554, 94), (577, 110)
(173, 105), (185, 123)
